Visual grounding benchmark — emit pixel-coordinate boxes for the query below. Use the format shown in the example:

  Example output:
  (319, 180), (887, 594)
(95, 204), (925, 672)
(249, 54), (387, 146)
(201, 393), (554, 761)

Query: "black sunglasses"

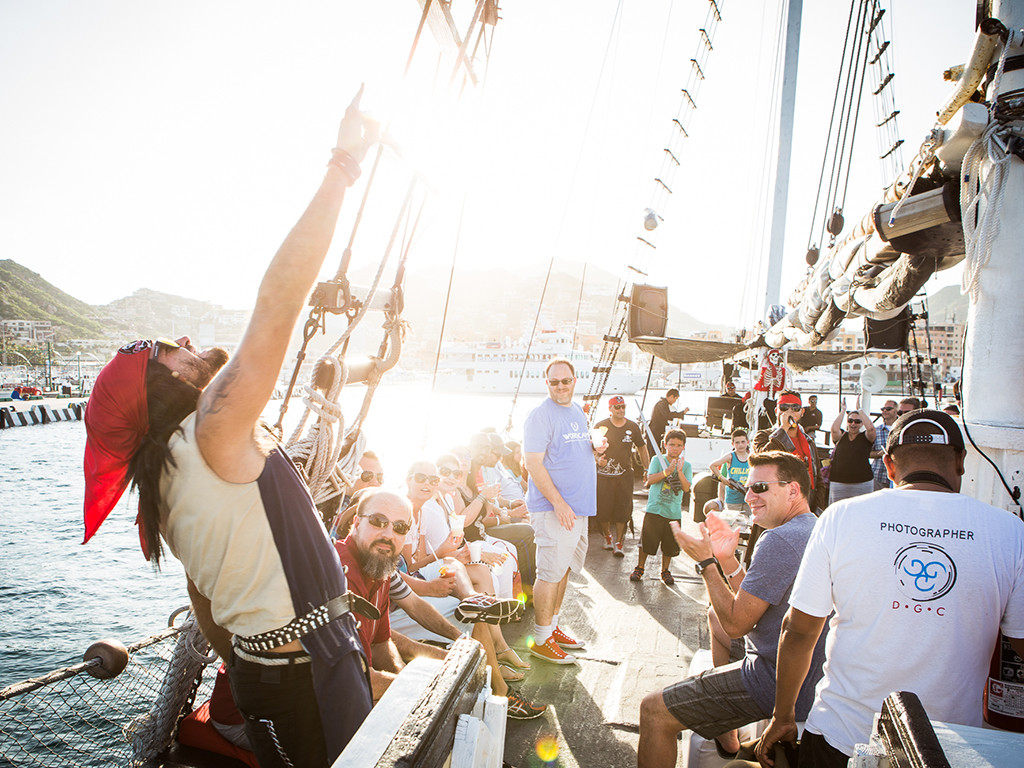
(359, 470), (384, 483)
(611, 404), (626, 410)
(359, 513), (412, 536)
(881, 406), (895, 411)
(547, 377), (575, 387)
(848, 418), (862, 425)
(438, 466), (464, 479)
(778, 404), (802, 412)
(409, 472), (440, 486)
(744, 480), (790, 494)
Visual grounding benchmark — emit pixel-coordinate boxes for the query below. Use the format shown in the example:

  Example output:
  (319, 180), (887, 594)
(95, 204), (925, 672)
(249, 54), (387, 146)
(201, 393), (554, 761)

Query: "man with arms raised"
(524, 358), (598, 664)
(757, 410), (1024, 768)
(637, 452), (826, 767)
(82, 94), (378, 766)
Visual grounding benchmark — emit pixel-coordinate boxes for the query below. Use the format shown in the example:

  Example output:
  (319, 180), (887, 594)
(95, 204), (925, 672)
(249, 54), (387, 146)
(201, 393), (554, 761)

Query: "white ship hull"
(435, 332), (648, 395)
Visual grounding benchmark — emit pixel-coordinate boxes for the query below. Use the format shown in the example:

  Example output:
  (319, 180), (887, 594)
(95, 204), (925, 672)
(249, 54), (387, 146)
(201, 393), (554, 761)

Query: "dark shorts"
(640, 512), (680, 557)
(798, 730), (850, 768)
(662, 661), (768, 739)
(597, 474), (634, 523)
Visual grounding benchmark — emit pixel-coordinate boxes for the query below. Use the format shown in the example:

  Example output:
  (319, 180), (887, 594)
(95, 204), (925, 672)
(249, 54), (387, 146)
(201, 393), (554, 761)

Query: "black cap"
(885, 409), (965, 455)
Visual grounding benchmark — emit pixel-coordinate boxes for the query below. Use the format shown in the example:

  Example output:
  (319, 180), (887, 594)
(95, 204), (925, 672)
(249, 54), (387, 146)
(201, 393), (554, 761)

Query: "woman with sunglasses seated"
(426, 453), (519, 599)
(827, 396), (877, 505)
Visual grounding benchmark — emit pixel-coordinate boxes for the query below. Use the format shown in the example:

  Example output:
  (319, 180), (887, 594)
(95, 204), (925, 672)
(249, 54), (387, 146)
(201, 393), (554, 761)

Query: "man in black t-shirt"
(596, 396), (650, 557)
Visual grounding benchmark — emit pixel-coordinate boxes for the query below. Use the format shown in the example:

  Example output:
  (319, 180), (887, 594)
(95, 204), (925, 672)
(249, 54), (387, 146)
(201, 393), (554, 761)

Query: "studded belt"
(233, 592), (380, 653)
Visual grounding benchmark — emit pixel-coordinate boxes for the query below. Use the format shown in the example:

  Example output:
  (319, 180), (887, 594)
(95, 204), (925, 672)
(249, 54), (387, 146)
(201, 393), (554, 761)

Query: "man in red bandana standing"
(753, 390), (824, 512)
(81, 91), (378, 768)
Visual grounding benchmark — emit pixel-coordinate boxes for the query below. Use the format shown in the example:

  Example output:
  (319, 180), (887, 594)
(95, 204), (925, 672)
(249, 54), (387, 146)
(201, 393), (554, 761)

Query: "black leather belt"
(234, 592), (380, 653)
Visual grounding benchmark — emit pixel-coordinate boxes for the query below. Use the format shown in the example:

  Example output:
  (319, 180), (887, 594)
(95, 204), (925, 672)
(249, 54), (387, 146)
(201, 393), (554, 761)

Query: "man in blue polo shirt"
(524, 357), (600, 665)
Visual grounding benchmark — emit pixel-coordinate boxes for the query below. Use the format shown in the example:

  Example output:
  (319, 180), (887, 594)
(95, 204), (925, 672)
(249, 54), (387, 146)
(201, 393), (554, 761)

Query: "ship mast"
(962, 0), (1024, 513)
(763, 0), (804, 318)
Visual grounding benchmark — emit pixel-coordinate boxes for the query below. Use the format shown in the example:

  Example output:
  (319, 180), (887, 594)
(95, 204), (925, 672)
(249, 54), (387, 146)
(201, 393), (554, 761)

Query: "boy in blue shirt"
(631, 430), (692, 585)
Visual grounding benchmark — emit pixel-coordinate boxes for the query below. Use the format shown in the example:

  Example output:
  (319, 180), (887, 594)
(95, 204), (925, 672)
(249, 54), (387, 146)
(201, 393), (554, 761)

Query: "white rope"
(286, 355), (359, 505)
(959, 29), (1021, 303)
(125, 612), (213, 766)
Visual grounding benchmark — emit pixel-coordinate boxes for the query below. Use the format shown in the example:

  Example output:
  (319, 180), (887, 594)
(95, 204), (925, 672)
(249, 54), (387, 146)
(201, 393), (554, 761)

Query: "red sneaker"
(529, 635), (578, 665)
(551, 626), (585, 650)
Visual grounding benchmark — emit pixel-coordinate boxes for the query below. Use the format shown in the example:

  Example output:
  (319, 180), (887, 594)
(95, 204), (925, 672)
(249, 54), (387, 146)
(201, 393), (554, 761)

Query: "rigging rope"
(960, 28), (1021, 302)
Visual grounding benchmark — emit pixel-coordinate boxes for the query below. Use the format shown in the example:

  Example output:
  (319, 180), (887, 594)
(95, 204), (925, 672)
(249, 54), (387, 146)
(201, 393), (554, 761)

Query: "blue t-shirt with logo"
(524, 398), (597, 517)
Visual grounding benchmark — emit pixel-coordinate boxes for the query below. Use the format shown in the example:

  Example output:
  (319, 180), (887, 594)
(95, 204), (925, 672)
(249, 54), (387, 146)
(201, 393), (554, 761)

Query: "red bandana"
(82, 343), (151, 543)
(778, 393), (802, 406)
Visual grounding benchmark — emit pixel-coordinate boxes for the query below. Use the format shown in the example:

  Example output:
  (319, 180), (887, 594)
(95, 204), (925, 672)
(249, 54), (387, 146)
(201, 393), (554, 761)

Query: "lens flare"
(535, 736), (559, 763)
(517, 592), (528, 605)
(526, 634), (536, 648)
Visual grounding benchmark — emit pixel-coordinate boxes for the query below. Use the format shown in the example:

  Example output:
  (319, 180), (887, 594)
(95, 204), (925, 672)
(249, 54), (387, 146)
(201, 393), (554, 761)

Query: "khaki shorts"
(532, 510), (589, 583)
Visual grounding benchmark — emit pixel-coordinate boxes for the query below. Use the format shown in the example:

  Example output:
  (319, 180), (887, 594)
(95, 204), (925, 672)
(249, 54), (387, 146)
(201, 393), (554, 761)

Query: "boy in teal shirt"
(631, 430), (692, 585)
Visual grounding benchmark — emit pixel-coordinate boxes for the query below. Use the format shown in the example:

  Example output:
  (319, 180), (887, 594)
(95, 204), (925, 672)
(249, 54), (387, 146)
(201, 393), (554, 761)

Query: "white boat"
(434, 330), (647, 394)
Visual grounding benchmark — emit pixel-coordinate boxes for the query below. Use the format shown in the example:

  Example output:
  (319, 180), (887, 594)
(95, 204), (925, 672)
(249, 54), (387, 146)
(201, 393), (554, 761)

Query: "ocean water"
(0, 383), (845, 689)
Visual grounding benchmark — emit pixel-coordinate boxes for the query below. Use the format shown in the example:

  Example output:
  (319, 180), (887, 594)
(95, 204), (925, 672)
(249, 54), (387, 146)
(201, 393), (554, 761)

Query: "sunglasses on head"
(547, 377), (574, 387)
(438, 466), (464, 479)
(778, 403), (802, 412)
(409, 472), (440, 486)
(359, 470), (384, 483)
(359, 513), (411, 536)
(744, 480), (790, 494)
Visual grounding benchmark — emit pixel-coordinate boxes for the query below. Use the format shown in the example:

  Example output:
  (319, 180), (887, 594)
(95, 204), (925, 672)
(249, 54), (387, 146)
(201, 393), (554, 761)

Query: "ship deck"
(499, 495), (711, 768)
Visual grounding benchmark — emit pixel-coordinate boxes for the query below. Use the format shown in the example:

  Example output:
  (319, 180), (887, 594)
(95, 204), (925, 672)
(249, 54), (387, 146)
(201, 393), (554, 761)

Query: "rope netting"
(0, 611), (215, 768)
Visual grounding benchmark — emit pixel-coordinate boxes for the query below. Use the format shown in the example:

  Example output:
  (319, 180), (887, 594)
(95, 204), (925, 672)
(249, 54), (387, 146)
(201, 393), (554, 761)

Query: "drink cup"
(468, 541), (483, 561)
(450, 514), (465, 539)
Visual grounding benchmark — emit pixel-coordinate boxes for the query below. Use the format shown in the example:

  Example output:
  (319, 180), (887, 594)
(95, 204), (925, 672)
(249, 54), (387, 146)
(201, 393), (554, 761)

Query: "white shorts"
(532, 510), (589, 583)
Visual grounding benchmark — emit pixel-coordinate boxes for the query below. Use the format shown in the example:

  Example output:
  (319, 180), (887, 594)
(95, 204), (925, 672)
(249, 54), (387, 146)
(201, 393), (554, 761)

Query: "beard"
(191, 347), (229, 388)
(358, 538), (401, 580)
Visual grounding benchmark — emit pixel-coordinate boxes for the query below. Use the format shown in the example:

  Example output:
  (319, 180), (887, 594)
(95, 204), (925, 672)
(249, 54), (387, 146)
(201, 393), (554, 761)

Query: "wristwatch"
(694, 557), (718, 576)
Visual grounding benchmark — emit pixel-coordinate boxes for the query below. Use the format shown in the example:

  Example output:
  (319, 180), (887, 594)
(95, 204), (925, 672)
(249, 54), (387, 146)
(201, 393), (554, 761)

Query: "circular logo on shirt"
(892, 542), (957, 602)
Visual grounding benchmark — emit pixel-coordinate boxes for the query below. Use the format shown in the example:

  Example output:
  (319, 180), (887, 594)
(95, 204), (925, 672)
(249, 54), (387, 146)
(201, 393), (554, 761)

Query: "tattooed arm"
(195, 90), (378, 482)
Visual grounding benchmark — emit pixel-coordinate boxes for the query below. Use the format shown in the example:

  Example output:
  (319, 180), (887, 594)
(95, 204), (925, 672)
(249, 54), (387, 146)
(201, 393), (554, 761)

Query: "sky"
(0, 0), (977, 330)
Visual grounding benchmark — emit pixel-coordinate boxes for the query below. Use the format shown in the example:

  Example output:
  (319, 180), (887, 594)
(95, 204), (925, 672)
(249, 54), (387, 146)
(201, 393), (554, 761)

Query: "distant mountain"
(924, 284), (969, 324)
(1, 257), (729, 361)
(352, 261), (731, 365)
(0, 260), (116, 340)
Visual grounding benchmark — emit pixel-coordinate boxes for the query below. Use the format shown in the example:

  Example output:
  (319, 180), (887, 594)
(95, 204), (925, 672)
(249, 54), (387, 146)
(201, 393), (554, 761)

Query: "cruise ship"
(434, 330), (648, 394)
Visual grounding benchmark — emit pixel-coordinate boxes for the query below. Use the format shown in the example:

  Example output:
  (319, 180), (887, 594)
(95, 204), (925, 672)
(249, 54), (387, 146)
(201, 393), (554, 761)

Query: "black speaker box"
(627, 284), (669, 340)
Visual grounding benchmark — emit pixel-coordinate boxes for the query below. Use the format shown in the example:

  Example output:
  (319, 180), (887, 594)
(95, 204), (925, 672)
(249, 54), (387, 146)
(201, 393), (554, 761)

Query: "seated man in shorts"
(636, 451), (826, 767)
(631, 430), (692, 586)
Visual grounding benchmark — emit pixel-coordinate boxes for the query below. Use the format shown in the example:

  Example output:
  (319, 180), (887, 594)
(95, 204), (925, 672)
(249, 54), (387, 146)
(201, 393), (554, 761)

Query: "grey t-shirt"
(739, 512), (827, 716)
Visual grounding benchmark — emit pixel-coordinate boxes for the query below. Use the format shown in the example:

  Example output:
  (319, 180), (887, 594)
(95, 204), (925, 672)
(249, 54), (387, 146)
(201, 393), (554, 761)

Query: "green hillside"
(0, 260), (114, 340)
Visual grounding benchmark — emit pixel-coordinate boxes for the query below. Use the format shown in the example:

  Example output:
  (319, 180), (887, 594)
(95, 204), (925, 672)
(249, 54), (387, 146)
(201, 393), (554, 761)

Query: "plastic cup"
(450, 514), (465, 538)
(468, 541), (483, 561)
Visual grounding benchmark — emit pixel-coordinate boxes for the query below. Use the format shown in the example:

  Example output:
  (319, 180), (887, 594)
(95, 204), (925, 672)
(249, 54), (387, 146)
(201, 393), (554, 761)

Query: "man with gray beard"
(334, 490), (449, 699)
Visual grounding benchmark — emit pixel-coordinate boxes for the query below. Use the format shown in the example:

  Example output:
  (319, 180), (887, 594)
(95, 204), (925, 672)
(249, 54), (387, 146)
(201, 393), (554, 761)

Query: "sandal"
(629, 566), (644, 582)
(661, 569), (675, 585)
(496, 646), (531, 670)
(499, 662), (524, 682)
